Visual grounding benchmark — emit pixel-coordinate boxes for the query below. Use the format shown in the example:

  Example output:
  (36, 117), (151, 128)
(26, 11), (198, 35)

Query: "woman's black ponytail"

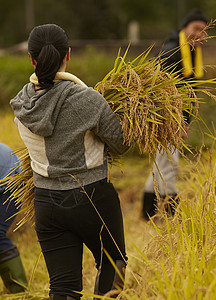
(28, 24), (69, 89)
(35, 44), (61, 88)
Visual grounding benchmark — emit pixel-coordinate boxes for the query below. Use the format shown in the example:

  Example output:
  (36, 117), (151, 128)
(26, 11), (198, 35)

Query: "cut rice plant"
(95, 46), (199, 155)
(122, 146), (216, 299)
(2, 46), (216, 226)
(4, 147), (35, 227)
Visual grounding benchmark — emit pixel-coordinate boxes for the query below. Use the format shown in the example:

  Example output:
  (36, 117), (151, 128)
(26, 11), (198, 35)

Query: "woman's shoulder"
(62, 81), (105, 103)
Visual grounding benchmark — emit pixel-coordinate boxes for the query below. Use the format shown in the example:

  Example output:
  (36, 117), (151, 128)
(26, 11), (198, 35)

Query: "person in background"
(142, 8), (208, 220)
(0, 142), (27, 293)
(10, 24), (129, 300)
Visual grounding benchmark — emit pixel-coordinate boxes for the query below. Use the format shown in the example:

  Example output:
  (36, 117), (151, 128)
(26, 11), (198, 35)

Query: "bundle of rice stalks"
(95, 46), (198, 155)
(5, 147), (35, 228)
(3, 47), (216, 226)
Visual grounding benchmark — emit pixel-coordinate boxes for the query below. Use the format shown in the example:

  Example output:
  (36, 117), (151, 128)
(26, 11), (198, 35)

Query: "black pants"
(34, 179), (127, 299)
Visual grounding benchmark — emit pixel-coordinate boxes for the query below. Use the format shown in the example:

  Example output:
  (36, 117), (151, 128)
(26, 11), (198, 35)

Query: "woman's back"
(9, 23), (128, 300)
(11, 78), (127, 190)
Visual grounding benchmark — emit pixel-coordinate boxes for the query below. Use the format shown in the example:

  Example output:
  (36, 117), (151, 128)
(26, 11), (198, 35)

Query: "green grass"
(0, 46), (115, 110)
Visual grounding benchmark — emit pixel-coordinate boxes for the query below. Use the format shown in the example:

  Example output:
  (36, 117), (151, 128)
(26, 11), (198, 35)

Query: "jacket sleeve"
(90, 89), (130, 155)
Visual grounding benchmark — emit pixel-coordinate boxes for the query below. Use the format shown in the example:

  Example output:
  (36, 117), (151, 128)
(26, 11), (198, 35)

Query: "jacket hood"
(10, 80), (75, 137)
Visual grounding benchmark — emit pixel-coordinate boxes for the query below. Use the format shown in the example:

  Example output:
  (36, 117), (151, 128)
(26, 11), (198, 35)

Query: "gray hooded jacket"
(10, 80), (128, 190)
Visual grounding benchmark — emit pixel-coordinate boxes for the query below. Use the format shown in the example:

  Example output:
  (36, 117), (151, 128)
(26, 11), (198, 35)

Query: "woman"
(0, 143), (27, 293)
(10, 24), (129, 300)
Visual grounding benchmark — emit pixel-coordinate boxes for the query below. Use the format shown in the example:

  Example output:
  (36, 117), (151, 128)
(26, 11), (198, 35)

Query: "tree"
(0, 0), (214, 47)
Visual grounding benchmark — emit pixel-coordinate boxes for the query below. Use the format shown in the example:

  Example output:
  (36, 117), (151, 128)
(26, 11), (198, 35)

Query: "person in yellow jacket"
(142, 8), (208, 220)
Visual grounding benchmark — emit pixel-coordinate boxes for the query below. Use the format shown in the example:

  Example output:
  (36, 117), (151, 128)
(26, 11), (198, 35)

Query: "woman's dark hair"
(28, 24), (69, 89)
